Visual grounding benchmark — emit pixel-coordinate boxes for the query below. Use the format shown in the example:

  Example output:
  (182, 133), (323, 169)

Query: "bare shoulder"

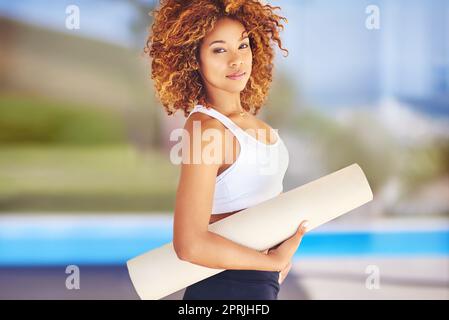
(183, 112), (227, 162)
(184, 112), (226, 134)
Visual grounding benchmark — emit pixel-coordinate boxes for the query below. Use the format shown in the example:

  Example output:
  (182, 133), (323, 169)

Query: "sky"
(0, 0), (140, 47)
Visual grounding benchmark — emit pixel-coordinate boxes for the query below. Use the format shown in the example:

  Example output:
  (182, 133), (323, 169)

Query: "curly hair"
(145, 0), (288, 117)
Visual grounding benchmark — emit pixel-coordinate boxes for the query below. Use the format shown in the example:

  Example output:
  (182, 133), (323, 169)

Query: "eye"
(213, 43), (250, 54)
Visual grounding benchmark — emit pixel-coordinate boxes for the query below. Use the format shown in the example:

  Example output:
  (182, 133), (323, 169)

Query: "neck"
(202, 92), (245, 116)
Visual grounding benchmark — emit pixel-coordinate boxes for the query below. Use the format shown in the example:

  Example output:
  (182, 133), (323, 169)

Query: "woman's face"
(198, 17), (253, 94)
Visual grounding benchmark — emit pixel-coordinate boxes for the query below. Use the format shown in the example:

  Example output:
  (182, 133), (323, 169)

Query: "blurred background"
(0, 0), (448, 299)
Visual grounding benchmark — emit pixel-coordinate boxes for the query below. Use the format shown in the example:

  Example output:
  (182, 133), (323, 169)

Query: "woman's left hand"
(278, 260), (292, 284)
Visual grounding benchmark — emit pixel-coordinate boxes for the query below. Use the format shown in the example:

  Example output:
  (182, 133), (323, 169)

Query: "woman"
(146, 0), (308, 300)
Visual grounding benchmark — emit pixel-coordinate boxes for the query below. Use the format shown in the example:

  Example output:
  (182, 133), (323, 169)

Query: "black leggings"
(182, 269), (280, 300)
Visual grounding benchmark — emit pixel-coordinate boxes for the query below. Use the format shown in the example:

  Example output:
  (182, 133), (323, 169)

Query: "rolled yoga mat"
(127, 163), (373, 300)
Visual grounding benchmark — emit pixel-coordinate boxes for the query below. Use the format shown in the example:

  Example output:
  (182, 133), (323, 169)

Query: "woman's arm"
(173, 114), (281, 272)
(177, 227), (278, 271)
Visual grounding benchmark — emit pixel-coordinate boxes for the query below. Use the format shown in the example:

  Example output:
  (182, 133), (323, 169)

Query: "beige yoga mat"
(127, 163), (373, 300)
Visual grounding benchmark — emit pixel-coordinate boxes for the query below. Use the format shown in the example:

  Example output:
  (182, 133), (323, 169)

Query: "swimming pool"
(0, 215), (448, 266)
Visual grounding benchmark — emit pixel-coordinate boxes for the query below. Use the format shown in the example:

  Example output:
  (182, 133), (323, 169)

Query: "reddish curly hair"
(145, 0), (288, 117)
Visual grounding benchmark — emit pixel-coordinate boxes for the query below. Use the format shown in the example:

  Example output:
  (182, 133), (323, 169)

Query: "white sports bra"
(186, 104), (290, 214)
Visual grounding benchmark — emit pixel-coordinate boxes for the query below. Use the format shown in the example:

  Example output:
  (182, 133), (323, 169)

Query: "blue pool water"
(0, 217), (448, 266)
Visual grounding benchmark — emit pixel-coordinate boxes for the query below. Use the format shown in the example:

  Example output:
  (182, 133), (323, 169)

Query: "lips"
(226, 71), (245, 77)
(226, 71), (246, 79)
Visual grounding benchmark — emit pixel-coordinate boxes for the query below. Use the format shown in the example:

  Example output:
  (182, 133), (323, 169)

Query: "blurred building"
(277, 0), (448, 114)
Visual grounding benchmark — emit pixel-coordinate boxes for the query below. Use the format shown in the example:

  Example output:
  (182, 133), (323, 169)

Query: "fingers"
(291, 220), (309, 248)
(296, 220), (309, 236)
(279, 261), (293, 284)
(280, 260), (292, 272)
(284, 261), (292, 271)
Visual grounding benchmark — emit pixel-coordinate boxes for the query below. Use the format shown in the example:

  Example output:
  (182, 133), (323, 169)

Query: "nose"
(229, 51), (244, 69)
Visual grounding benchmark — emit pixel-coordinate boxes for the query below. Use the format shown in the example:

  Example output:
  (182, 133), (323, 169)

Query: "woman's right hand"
(267, 220), (309, 271)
